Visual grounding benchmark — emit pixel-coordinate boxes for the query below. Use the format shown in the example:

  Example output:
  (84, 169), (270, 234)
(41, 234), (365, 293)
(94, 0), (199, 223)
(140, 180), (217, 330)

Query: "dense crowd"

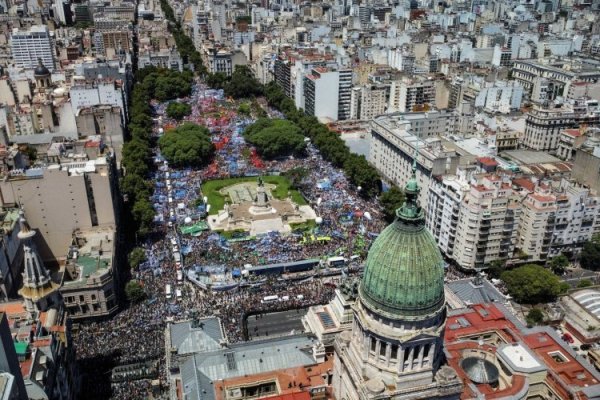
(74, 79), (385, 400)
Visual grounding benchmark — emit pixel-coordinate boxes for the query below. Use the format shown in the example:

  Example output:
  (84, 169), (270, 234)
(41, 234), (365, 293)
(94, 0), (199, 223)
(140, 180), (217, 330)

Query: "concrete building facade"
(0, 156), (118, 261)
(452, 175), (521, 270)
(10, 26), (55, 70)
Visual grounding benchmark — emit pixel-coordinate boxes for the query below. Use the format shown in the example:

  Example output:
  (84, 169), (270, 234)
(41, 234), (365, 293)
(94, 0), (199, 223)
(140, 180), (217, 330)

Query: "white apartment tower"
(426, 174), (470, 260)
(452, 176), (521, 270)
(303, 67), (340, 122)
(10, 26), (56, 70)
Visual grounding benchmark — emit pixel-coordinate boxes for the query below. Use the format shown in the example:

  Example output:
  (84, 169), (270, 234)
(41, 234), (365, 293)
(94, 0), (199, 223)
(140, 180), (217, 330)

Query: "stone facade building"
(332, 165), (462, 399)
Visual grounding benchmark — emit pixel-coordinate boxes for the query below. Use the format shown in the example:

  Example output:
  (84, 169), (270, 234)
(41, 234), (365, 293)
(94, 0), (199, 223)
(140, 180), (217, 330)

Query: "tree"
(125, 280), (146, 303)
(166, 102), (192, 120)
(238, 102), (251, 116)
(343, 154), (381, 198)
(224, 65), (263, 99)
(526, 308), (544, 326)
(128, 247), (146, 270)
(578, 279), (594, 288)
(121, 174), (152, 203)
(486, 260), (505, 279)
(206, 72), (228, 90)
(132, 198), (156, 236)
(379, 187), (405, 222)
(549, 254), (569, 275)
(244, 119), (306, 159)
(580, 240), (600, 271)
(500, 264), (563, 304)
(159, 123), (215, 167)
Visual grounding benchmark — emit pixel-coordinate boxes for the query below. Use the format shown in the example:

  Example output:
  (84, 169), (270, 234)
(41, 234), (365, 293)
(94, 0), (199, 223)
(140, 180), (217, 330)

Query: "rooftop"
(497, 343), (544, 373)
(502, 150), (561, 165)
(169, 317), (224, 355)
(179, 334), (320, 400)
(63, 229), (115, 287)
(445, 276), (507, 309)
(446, 303), (600, 399)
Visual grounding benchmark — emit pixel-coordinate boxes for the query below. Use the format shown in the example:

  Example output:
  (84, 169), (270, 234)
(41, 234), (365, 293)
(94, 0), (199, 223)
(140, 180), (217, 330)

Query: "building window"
(380, 342), (387, 357)
(391, 344), (398, 359)
(370, 337), (377, 352)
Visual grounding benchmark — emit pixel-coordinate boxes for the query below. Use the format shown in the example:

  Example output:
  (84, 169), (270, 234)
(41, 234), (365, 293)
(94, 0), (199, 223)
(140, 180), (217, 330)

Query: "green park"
(201, 175), (307, 215)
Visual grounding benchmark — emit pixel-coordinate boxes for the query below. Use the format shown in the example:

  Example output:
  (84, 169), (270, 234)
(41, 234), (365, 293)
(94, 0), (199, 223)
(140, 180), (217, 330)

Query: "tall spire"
(17, 210), (58, 307)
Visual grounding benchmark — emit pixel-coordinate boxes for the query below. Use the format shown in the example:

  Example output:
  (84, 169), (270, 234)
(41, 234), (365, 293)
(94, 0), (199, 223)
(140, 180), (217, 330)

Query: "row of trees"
(159, 123), (215, 167)
(263, 82), (381, 198)
(158, 0), (205, 73)
(121, 68), (194, 237)
(135, 68), (194, 102)
(205, 65), (263, 99)
(243, 118), (306, 159)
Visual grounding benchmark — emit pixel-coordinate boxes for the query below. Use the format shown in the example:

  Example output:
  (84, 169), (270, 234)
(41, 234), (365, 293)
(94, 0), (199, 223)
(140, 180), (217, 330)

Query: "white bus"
(261, 295), (279, 304)
(176, 289), (182, 301)
(177, 271), (183, 283)
(165, 284), (172, 300)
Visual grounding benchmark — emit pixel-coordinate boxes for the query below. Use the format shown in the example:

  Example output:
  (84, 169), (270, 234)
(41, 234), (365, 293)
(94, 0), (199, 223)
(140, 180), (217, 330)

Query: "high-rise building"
(350, 85), (387, 120)
(303, 67), (340, 122)
(522, 102), (600, 152)
(452, 175), (521, 270)
(332, 166), (463, 399)
(338, 69), (353, 121)
(426, 173), (470, 260)
(10, 26), (56, 70)
(388, 77), (435, 113)
(0, 153), (119, 261)
(369, 113), (461, 206)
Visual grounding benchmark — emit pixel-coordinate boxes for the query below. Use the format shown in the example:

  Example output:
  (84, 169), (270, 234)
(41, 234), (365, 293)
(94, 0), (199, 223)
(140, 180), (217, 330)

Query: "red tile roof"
(446, 304), (600, 400)
(477, 157), (498, 167)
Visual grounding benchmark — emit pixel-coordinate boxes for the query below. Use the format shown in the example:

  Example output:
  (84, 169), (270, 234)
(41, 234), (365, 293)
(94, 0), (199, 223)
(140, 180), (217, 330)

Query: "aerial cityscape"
(0, 0), (599, 398)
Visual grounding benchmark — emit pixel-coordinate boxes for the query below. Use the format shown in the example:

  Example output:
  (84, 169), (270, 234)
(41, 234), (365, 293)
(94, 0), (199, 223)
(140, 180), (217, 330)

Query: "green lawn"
(202, 175), (307, 215)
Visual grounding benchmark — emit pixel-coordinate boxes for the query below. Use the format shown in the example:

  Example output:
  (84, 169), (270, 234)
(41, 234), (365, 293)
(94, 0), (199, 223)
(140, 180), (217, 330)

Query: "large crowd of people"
(73, 79), (388, 400)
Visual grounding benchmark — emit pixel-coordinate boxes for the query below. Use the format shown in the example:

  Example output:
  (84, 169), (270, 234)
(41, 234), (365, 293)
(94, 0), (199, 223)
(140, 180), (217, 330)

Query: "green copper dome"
(359, 163), (445, 319)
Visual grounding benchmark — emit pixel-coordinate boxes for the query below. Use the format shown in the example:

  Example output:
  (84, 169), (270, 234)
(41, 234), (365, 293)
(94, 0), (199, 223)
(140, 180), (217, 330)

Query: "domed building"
(332, 163), (462, 399)
(33, 58), (52, 90)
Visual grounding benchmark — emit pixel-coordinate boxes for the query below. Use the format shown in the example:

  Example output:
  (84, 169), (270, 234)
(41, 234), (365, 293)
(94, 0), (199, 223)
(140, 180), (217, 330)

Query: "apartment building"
(303, 67), (340, 122)
(349, 85), (387, 120)
(203, 47), (233, 76)
(550, 184), (599, 258)
(60, 228), (119, 320)
(556, 128), (587, 161)
(452, 175), (521, 270)
(337, 69), (353, 121)
(369, 113), (461, 206)
(512, 59), (600, 99)
(388, 77), (435, 113)
(10, 25), (55, 70)
(426, 173), (470, 260)
(517, 188), (557, 263)
(273, 49), (337, 109)
(0, 146), (119, 261)
(522, 102), (600, 152)
(572, 134), (600, 194)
